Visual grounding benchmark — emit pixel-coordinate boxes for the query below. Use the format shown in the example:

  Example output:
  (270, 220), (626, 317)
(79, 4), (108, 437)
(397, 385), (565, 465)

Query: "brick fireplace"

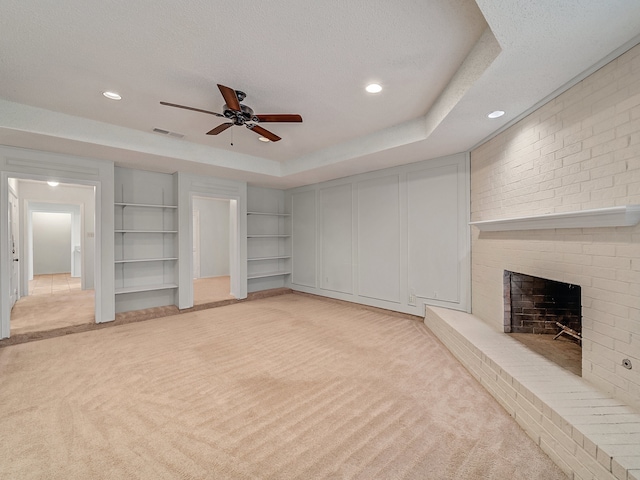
(503, 270), (581, 336)
(469, 42), (640, 411)
(449, 38), (640, 480)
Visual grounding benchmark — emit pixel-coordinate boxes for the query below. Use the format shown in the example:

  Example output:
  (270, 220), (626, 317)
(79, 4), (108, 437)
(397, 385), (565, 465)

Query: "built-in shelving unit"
(469, 205), (640, 231)
(114, 168), (178, 312)
(246, 210), (291, 283)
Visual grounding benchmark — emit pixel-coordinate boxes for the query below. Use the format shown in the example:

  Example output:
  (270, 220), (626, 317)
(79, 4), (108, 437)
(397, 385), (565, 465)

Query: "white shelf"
(115, 202), (177, 209)
(115, 257), (178, 264)
(469, 205), (640, 231)
(115, 230), (178, 233)
(247, 234), (291, 238)
(115, 283), (178, 295)
(248, 255), (291, 261)
(247, 211), (290, 216)
(247, 271), (291, 280)
(246, 204), (290, 284)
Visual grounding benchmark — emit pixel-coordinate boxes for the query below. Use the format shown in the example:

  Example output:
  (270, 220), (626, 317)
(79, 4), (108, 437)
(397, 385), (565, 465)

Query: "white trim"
(469, 205), (640, 232)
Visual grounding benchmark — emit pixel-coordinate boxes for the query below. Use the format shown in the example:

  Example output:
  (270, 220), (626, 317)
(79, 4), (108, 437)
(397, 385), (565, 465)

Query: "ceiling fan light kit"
(161, 84), (302, 142)
(102, 91), (122, 100)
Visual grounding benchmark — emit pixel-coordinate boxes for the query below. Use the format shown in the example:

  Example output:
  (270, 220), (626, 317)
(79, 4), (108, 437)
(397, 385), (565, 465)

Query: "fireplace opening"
(504, 271), (582, 338)
(504, 271), (583, 375)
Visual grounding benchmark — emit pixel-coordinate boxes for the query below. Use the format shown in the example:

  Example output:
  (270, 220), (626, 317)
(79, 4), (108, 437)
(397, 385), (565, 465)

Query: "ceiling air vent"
(152, 128), (184, 139)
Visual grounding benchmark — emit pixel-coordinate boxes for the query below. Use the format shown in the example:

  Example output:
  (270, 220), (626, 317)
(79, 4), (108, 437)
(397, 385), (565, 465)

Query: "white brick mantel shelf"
(469, 205), (640, 231)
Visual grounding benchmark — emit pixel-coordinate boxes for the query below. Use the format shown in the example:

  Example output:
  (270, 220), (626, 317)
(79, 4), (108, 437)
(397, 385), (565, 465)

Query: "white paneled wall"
(357, 175), (400, 303)
(408, 164), (461, 304)
(319, 184), (353, 294)
(291, 190), (316, 288)
(286, 153), (470, 316)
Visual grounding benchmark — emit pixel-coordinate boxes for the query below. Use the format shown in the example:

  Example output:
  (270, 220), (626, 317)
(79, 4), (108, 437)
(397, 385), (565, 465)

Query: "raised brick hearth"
(425, 306), (640, 480)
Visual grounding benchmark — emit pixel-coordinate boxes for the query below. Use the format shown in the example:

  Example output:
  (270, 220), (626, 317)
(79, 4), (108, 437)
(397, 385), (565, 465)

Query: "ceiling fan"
(160, 84), (302, 142)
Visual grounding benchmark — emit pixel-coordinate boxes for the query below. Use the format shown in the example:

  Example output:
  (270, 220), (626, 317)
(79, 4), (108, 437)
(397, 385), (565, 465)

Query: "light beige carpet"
(10, 289), (95, 335)
(0, 294), (567, 479)
(193, 276), (235, 305)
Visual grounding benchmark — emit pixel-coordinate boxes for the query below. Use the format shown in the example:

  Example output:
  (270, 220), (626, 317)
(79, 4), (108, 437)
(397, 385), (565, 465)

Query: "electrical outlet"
(408, 293), (417, 306)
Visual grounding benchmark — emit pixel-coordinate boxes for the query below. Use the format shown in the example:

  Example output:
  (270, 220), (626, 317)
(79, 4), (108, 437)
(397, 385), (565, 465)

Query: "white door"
(9, 190), (19, 308)
(192, 210), (200, 279)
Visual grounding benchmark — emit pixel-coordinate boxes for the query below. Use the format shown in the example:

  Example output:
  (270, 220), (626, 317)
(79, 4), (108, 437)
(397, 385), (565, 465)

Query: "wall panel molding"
(287, 152), (470, 316)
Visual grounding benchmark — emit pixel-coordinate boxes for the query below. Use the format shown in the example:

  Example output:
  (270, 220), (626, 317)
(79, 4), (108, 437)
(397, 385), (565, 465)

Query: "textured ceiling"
(1, 0), (640, 188)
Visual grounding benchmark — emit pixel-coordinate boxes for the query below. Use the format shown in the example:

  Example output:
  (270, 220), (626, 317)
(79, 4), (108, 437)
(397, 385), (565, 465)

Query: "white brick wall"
(471, 43), (640, 410)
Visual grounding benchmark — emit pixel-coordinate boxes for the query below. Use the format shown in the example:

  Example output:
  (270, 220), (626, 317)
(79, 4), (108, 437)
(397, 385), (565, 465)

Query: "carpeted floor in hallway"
(10, 273), (94, 335)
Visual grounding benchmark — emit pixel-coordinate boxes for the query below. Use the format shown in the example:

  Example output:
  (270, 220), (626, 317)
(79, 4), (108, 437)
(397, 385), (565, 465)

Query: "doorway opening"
(191, 196), (236, 305)
(8, 178), (96, 335)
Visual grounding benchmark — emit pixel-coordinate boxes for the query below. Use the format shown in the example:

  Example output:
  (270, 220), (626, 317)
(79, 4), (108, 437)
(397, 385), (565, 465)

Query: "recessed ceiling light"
(487, 110), (505, 118)
(102, 91), (122, 100)
(47, 181), (59, 187)
(365, 83), (382, 94)
(258, 136), (270, 143)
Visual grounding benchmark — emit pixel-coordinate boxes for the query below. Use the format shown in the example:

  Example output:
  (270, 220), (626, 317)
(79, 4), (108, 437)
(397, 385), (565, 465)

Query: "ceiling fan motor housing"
(223, 103), (259, 125)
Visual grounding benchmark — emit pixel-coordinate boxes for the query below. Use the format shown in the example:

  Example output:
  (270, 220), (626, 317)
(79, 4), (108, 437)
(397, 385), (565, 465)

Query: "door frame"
(8, 187), (19, 308)
(1, 173), (102, 339)
(190, 194), (237, 296)
(176, 173), (247, 310)
(192, 209), (201, 279)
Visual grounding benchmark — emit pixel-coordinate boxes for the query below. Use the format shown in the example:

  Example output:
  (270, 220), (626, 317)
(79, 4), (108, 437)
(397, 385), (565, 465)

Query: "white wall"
(286, 153), (470, 316)
(193, 197), (230, 278)
(32, 212), (71, 274)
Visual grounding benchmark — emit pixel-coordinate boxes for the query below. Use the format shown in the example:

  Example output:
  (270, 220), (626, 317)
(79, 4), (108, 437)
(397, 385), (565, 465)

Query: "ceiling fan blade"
(247, 124), (281, 142)
(160, 101), (224, 117)
(255, 114), (303, 123)
(217, 84), (241, 111)
(207, 123), (234, 135)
